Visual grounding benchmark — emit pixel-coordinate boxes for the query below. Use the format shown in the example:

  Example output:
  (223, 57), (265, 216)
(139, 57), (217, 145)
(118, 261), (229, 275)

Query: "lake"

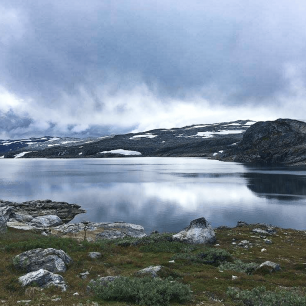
(0, 158), (306, 233)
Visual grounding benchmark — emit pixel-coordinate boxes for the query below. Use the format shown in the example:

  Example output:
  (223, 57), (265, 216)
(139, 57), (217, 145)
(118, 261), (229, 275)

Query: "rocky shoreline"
(1, 199), (306, 305)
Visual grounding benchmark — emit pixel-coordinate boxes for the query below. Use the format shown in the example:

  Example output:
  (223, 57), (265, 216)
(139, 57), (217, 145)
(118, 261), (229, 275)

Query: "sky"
(1, 0), (306, 139)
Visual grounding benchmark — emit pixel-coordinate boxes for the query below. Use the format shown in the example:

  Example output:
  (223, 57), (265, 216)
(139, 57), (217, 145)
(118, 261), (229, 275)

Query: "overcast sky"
(1, 0), (306, 139)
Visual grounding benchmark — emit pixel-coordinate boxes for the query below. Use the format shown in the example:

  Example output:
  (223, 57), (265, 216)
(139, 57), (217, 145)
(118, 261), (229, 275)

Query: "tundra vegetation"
(1, 224), (306, 305)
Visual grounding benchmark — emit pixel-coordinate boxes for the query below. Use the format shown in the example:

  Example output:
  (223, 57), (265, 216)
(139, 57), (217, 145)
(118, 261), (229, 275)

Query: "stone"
(88, 252), (101, 259)
(51, 221), (146, 241)
(19, 269), (67, 291)
(0, 206), (14, 233)
(0, 216), (7, 234)
(87, 276), (120, 292)
(79, 271), (89, 279)
(173, 217), (216, 244)
(14, 213), (33, 223)
(0, 199), (85, 223)
(13, 248), (72, 273)
(236, 221), (249, 227)
(136, 265), (162, 278)
(258, 261), (281, 272)
(238, 240), (251, 248)
(30, 215), (63, 228)
(252, 227), (276, 235)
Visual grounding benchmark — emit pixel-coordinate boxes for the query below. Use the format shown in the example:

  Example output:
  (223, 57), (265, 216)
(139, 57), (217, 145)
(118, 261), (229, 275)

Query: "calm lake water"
(0, 158), (306, 233)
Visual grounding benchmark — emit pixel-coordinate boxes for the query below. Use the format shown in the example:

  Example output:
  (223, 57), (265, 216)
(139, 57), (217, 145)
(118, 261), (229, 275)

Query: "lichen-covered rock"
(173, 217), (216, 244)
(30, 215), (63, 228)
(257, 261), (281, 272)
(0, 206), (14, 234)
(136, 266), (162, 278)
(88, 252), (101, 259)
(87, 276), (120, 292)
(19, 269), (67, 291)
(0, 199), (85, 223)
(13, 248), (72, 273)
(0, 215), (7, 234)
(51, 221), (146, 241)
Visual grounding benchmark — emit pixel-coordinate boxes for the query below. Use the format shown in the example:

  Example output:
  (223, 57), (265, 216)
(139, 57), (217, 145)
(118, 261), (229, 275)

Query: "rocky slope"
(218, 119), (306, 165)
(0, 120), (254, 158)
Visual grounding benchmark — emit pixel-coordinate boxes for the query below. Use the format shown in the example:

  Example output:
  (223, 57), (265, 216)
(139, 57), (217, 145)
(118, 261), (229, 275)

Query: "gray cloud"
(1, 0), (306, 138)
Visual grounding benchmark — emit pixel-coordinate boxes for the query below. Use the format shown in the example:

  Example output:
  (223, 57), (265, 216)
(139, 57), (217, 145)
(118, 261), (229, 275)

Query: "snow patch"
(14, 152), (31, 158)
(48, 137), (60, 142)
(226, 123), (241, 126)
(130, 134), (157, 139)
(219, 150), (224, 153)
(0, 156), (4, 159)
(196, 130), (245, 138)
(47, 144), (60, 147)
(79, 152), (83, 155)
(244, 121), (256, 126)
(213, 153), (218, 156)
(100, 149), (142, 156)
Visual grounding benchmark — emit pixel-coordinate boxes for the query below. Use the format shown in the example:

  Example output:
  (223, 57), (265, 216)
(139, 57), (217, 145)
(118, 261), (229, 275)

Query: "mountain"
(0, 120), (255, 159)
(218, 119), (306, 165)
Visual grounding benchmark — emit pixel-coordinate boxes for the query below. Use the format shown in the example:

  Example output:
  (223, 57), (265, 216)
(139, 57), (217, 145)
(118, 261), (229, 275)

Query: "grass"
(0, 224), (305, 305)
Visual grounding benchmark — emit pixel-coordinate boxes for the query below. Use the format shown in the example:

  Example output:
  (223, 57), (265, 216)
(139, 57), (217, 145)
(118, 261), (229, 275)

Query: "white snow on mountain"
(100, 149), (142, 156)
(130, 134), (157, 139)
(14, 152), (32, 158)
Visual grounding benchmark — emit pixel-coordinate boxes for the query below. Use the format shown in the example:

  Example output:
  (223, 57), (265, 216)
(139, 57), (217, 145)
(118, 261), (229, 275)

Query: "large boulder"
(30, 215), (63, 228)
(0, 199), (85, 223)
(173, 217), (216, 244)
(136, 266), (162, 278)
(13, 248), (72, 273)
(0, 206), (14, 234)
(19, 269), (67, 291)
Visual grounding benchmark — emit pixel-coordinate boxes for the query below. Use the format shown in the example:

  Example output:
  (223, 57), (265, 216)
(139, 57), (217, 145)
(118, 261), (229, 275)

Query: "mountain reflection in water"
(0, 158), (305, 232)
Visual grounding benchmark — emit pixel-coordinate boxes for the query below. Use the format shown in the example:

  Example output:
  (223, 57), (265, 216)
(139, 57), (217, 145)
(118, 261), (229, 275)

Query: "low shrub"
(219, 260), (259, 274)
(173, 248), (232, 266)
(91, 276), (192, 306)
(227, 286), (306, 306)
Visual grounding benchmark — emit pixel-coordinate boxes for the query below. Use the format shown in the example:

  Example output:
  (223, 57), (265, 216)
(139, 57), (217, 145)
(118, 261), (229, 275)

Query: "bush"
(219, 260), (259, 274)
(91, 276), (192, 306)
(227, 286), (306, 306)
(173, 248), (232, 266)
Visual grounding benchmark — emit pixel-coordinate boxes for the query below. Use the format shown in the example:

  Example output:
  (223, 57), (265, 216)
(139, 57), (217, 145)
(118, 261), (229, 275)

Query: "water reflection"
(0, 158), (305, 232)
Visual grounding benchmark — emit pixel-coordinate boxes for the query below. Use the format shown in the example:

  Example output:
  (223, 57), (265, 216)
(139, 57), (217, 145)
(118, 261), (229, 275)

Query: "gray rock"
(30, 215), (63, 228)
(79, 271), (90, 279)
(258, 261), (281, 272)
(136, 266), (162, 278)
(14, 213), (33, 223)
(236, 221), (249, 227)
(52, 221), (146, 241)
(173, 217), (216, 244)
(87, 276), (120, 292)
(238, 240), (251, 248)
(0, 216), (7, 234)
(13, 248), (72, 273)
(19, 269), (67, 291)
(88, 252), (101, 259)
(0, 199), (85, 223)
(252, 228), (275, 235)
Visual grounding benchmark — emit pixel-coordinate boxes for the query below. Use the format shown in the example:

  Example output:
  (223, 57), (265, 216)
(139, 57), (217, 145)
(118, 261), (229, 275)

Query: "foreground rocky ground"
(0, 200), (306, 305)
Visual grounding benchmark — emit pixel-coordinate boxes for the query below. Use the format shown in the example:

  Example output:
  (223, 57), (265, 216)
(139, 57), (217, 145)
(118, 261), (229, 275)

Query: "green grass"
(0, 224), (306, 305)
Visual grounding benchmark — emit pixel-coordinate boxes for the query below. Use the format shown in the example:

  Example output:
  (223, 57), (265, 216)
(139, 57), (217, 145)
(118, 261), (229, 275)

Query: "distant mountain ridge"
(0, 120), (254, 159)
(2, 119), (306, 165)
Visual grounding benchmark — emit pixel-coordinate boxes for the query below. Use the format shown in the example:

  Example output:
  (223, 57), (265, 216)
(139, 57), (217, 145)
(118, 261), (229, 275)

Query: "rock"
(87, 276), (120, 292)
(264, 239), (273, 244)
(257, 261), (281, 272)
(219, 119), (306, 165)
(236, 221), (249, 227)
(136, 266), (162, 278)
(79, 271), (89, 279)
(30, 215), (63, 228)
(19, 269), (67, 291)
(13, 248), (72, 273)
(51, 221), (146, 241)
(232, 275), (238, 280)
(238, 240), (251, 248)
(0, 199), (85, 223)
(88, 252), (101, 259)
(173, 217), (216, 244)
(0, 216), (7, 234)
(13, 213), (33, 223)
(252, 228), (275, 235)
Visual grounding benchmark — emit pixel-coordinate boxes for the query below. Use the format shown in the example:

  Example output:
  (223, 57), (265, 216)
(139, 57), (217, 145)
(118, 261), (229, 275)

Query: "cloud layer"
(1, 0), (306, 138)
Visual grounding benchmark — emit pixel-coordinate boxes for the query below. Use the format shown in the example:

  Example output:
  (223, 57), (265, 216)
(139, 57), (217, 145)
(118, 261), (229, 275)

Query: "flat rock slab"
(173, 217), (216, 244)
(13, 248), (72, 273)
(257, 261), (281, 272)
(19, 269), (67, 291)
(51, 221), (146, 241)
